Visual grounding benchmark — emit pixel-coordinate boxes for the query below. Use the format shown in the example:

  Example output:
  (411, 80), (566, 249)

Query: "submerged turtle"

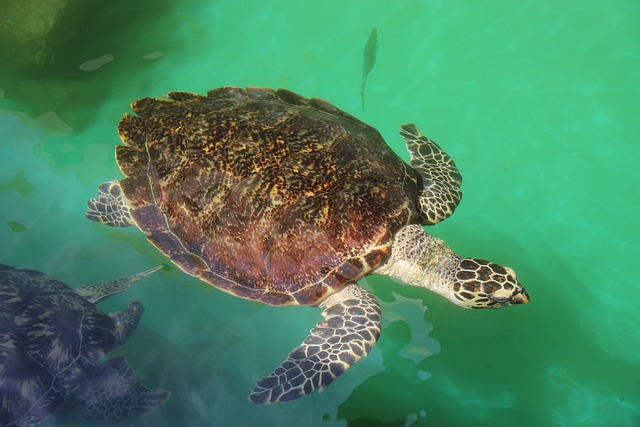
(0, 264), (169, 426)
(87, 86), (529, 403)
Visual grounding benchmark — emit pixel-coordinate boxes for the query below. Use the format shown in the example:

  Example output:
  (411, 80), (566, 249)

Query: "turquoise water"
(1, 1), (639, 426)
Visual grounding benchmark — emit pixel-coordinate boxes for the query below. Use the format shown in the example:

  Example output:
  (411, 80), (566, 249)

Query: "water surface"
(1, 1), (639, 426)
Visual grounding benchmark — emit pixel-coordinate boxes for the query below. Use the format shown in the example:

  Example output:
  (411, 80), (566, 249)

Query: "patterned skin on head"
(452, 258), (529, 308)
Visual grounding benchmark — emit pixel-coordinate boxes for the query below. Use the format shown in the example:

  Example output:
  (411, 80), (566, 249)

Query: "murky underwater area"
(1, 1), (639, 426)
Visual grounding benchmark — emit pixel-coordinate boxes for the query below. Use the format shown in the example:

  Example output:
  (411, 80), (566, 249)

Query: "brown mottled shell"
(116, 86), (419, 305)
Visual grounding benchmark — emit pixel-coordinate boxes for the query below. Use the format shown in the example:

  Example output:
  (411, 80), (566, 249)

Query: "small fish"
(7, 221), (27, 233)
(360, 27), (378, 109)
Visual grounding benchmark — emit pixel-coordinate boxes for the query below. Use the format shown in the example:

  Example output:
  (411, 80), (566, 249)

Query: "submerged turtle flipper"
(249, 284), (381, 403)
(400, 124), (463, 225)
(86, 180), (136, 228)
(109, 300), (144, 348)
(76, 266), (162, 304)
(54, 356), (170, 424)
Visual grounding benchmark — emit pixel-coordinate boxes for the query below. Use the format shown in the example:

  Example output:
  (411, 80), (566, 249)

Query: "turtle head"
(377, 225), (529, 309)
(451, 258), (529, 309)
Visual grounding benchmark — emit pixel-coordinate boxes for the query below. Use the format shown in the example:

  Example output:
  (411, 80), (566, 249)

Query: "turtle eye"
(488, 294), (509, 303)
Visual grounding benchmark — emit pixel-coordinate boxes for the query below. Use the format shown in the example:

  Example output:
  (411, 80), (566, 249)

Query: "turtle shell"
(116, 86), (420, 305)
(0, 264), (117, 426)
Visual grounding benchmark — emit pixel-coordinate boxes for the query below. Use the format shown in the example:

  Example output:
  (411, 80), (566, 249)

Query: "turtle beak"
(511, 287), (530, 305)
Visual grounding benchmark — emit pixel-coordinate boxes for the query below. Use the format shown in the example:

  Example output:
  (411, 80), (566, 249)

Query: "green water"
(1, 0), (639, 426)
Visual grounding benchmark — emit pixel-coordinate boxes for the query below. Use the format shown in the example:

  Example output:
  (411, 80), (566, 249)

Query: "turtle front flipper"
(86, 180), (136, 227)
(76, 266), (162, 304)
(400, 124), (463, 225)
(54, 356), (170, 424)
(249, 284), (381, 404)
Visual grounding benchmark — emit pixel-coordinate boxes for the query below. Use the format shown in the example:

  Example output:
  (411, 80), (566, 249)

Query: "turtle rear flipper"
(54, 356), (169, 424)
(249, 284), (381, 403)
(86, 180), (136, 228)
(400, 124), (463, 225)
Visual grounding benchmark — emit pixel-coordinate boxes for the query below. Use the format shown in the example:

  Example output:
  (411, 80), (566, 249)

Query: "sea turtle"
(86, 86), (529, 404)
(0, 264), (169, 426)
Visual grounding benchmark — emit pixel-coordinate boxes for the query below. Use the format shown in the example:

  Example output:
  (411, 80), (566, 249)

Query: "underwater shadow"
(1, 0), (199, 131)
